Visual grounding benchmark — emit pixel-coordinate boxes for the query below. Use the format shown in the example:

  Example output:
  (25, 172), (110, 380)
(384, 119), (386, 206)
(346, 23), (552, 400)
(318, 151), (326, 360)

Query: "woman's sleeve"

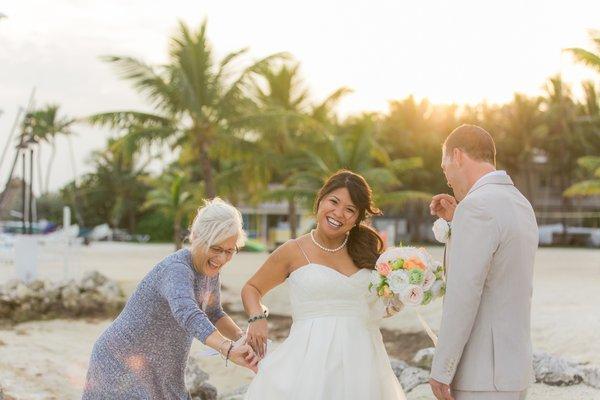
(158, 262), (217, 343)
(204, 275), (227, 324)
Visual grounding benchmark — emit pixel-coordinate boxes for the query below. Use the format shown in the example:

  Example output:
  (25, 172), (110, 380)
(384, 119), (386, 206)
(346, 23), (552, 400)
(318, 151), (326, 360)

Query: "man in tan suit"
(428, 124), (538, 400)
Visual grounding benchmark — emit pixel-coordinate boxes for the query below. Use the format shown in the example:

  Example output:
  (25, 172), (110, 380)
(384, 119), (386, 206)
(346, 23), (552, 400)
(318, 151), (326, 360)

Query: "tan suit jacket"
(430, 173), (538, 391)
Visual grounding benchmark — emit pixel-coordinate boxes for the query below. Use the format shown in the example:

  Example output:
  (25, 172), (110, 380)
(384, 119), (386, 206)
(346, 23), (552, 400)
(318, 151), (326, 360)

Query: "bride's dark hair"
(314, 170), (384, 269)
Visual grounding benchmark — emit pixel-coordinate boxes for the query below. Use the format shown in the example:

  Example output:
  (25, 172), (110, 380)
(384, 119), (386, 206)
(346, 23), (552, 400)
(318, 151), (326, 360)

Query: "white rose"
(422, 270), (436, 291)
(417, 248), (435, 270)
(400, 284), (424, 306)
(370, 270), (384, 288)
(430, 280), (444, 298)
(387, 269), (409, 294)
(432, 218), (451, 243)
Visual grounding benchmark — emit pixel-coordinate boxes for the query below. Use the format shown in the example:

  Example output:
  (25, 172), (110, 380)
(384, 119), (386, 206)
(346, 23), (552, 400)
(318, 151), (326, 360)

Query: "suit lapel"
(443, 244), (448, 282)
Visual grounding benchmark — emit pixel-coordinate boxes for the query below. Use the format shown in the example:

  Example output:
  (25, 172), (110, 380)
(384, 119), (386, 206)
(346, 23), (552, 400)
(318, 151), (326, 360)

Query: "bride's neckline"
(289, 263), (367, 279)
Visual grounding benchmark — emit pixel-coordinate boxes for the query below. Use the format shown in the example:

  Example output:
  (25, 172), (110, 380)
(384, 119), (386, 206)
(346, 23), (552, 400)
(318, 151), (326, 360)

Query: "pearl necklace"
(310, 229), (348, 253)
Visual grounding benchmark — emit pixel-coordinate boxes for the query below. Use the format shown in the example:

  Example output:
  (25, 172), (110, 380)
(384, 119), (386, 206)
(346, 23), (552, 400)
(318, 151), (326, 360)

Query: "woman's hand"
(228, 343), (259, 373)
(246, 318), (268, 358)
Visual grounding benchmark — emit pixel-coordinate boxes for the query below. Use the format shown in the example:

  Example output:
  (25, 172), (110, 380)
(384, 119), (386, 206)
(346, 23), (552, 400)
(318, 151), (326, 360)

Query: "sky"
(0, 0), (598, 192)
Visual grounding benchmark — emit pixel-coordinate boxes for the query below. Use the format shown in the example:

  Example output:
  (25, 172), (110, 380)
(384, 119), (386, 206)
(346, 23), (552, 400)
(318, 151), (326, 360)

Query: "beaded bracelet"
(248, 313), (267, 324)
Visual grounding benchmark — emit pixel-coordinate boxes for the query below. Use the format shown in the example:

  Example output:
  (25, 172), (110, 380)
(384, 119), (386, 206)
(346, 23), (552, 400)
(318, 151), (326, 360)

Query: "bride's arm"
(241, 241), (293, 357)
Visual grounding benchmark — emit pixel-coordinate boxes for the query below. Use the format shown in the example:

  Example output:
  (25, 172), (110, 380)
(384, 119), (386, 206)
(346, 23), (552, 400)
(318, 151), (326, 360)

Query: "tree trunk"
(199, 141), (216, 199)
(288, 196), (297, 239)
(45, 139), (56, 194)
(36, 146), (44, 195)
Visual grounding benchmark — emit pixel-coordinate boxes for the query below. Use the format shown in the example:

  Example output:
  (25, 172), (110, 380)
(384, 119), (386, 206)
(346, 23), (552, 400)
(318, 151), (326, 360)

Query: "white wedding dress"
(245, 247), (406, 400)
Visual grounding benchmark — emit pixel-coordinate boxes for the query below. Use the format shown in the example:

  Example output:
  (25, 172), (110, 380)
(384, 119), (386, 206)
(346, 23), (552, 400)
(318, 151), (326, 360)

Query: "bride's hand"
(229, 343), (259, 373)
(246, 319), (268, 358)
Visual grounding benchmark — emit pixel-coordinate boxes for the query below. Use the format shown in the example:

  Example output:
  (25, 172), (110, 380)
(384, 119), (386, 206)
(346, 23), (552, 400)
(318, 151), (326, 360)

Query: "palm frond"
(564, 180), (600, 197)
(102, 56), (179, 112)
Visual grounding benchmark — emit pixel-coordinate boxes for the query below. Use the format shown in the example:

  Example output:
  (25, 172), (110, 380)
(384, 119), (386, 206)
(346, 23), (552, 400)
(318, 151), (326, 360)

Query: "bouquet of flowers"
(369, 246), (445, 317)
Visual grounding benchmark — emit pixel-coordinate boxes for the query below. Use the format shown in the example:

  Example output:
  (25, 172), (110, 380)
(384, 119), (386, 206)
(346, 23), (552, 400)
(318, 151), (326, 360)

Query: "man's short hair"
(444, 124), (496, 165)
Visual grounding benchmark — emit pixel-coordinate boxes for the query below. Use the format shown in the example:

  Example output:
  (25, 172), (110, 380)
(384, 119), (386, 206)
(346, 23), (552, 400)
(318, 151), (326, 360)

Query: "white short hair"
(188, 198), (246, 253)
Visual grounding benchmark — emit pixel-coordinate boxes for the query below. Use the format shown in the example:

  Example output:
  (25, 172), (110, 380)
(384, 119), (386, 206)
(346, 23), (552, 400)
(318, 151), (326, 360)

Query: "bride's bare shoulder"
(270, 235), (311, 266)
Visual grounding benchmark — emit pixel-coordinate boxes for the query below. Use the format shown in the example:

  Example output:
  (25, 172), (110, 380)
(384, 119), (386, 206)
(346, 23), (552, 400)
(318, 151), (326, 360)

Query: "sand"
(0, 242), (599, 399)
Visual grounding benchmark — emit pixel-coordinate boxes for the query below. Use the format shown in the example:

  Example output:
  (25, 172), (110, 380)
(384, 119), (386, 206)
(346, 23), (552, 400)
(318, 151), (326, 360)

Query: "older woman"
(83, 198), (258, 399)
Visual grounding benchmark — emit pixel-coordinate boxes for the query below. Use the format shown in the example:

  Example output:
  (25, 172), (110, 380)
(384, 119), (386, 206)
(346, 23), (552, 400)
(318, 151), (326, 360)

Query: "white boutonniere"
(432, 218), (451, 244)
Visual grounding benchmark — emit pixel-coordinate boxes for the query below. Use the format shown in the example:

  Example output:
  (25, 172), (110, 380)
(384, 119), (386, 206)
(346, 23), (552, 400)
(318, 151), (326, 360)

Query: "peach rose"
(376, 262), (392, 277)
(404, 257), (427, 272)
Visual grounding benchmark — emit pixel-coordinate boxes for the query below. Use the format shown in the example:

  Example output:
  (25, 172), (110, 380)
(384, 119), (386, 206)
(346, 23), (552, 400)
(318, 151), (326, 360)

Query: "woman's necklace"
(310, 229), (348, 253)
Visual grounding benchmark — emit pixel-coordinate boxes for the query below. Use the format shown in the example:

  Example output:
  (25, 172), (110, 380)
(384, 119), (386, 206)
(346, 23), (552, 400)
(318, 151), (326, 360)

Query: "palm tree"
(495, 94), (546, 201)
(25, 105), (75, 194)
(246, 62), (350, 238)
(564, 30), (600, 73)
(89, 20), (284, 199)
(89, 138), (150, 231)
(291, 114), (430, 209)
(564, 156), (600, 197)
(562, 32), (600, 201)
(144, 171), (198, 249)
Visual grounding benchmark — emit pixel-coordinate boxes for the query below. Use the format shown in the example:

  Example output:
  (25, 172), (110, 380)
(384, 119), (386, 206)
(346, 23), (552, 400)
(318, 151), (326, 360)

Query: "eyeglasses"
(208, 245), (239, 258)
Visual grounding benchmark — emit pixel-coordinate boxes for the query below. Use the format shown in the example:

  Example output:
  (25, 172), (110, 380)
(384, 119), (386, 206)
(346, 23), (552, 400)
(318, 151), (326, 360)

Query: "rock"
(14, 282), (33, 300)
(1, 280), (19, 298)
(399, 366), (430, 392)
(0, 385), (16, 400)
(0, 271), (125, 322)
(97, 281), (124, 309)
(533, 351), (583, 386)
(218, 384), (249, 400)
(389, 357), (410, 378)
(582, 366), (600, 389)
(192, 382), (218, 400)
(78, 292), (100, 314)
(28, 280), (45, 292)
(0, 302), (11, 319)
(413, 347), (435, 370)
(186, 361), (210, 387)
(60, 281), (81, 312)
(80, 270), (108, 289)
(186, 359), (217, 400)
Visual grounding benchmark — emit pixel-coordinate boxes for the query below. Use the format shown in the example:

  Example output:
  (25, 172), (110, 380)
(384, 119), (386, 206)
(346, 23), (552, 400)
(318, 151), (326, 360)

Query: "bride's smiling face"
(316, 188), (359, 238)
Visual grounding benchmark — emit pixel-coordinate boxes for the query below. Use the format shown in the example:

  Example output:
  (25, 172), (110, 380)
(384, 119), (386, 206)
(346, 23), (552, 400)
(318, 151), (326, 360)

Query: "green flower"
(421, 290), (433, 305)
(408, 269), (424, 285)
(392, 259), (404, 270)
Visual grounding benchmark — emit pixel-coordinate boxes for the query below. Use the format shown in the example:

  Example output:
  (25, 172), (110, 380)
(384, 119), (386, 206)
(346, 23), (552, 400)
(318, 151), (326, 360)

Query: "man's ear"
(453, 147), (463, 166)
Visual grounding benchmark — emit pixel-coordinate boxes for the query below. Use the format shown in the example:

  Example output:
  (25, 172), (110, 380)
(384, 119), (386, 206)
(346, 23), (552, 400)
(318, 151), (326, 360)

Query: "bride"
(241, 170), (406, 400)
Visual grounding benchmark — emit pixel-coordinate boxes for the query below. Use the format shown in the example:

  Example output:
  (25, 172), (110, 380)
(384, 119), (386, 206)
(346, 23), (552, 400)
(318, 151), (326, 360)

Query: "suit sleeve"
(430, 197), (499, 384)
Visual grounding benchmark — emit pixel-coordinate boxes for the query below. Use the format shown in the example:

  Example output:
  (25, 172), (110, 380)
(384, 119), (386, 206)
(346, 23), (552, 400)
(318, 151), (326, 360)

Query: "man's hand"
(430, 194), (457, 222)
(429, 378), (454, 400)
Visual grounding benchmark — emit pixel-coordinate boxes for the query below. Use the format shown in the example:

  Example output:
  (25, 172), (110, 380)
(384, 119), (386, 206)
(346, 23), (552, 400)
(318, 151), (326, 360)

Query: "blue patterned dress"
(82, 249), (225, 399)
